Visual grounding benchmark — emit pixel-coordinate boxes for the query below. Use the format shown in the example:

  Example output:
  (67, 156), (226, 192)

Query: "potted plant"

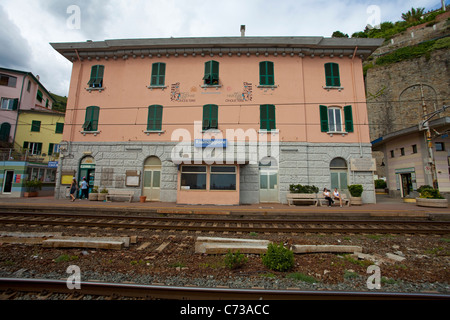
(89, 186), (98, 201)
(98, 187), (108, 201)
(24, 179), (42, 197)
(374, 179), (387, 194)
(348, 184), (363, 205)
(416, 185), (448, 208)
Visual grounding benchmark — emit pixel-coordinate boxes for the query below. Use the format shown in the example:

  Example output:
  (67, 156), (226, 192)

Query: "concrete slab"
(42, 238), (124, 250)
(291, 244), (363, 254)
(195, 236), (271, 254)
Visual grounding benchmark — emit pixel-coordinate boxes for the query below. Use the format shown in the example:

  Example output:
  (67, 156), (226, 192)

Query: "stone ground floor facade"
(55, 141), (376, 204)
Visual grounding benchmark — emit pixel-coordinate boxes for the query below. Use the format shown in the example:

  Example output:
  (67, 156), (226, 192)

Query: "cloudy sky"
(0, 0), (446, 97)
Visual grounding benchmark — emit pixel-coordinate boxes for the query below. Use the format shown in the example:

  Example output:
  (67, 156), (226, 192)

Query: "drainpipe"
(12, 73), (27, 146)
(351, 46), (363, 158)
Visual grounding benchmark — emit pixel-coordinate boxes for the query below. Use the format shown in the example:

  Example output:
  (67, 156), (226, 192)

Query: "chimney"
(240, 25), (246, 37)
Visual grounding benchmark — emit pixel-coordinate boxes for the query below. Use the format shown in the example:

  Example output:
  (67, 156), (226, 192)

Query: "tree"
(332, 31), (349, 38)
(401, 7), (425, 24)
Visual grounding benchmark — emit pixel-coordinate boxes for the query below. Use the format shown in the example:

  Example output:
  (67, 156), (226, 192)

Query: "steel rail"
(1, 278), (449, 300)
(0, 213), (449, 234)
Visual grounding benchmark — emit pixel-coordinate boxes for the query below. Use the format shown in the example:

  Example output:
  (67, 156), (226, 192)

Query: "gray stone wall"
(56, 141), (376, 204)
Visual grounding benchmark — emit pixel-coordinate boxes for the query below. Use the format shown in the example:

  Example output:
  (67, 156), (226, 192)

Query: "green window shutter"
(259, 61), (274, 85)
(12, 98), (18, 110)
(147, 105), (163, 131)
(260, 104), (275, 131)
(319, 105), (329, 132)
(88, 65), (104, 87)
(83, 106), (99, 131)
(31, 120), (41, 132)
(202, 104), (218, 130)
(36, 90), (43, 102)
(324, 63), (340, 87)
(203, 61), (219, 85)
(37, 143), (42, 155)
(48, 143), (54, 156)
(55, 122), (64, 134)
(23, 141), (29, 149)
(151, 63), (166, 86)
(344, 105), (353, 132)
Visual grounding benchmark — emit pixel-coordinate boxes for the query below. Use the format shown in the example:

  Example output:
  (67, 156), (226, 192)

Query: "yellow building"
(15, 108), (65, 163)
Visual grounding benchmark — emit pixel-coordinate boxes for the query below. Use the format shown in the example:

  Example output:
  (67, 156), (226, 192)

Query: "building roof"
(50, 36), (384, 62)
(371, 116), (450, 150)
(0, 66), (56, 103)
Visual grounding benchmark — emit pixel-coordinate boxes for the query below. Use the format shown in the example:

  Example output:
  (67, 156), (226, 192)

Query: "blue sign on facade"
(48, 161), (59, 168)
(194, 139), (227, 148)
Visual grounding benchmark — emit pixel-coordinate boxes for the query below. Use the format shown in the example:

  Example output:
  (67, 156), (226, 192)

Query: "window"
(330, 157), (348, 191)
(48, 143), (60, 156)
(147, 105), (163, 131)
(259, 61), (274, 86)
(202, 104), (218, 130)
(0, 98), (18, 110)
(36, 90), (43, 103)
(87, 65), (105, 88)
(82, 106), (100, 131)
(319, 105), (353, 133)
(0, 122), (11, 142)
(210, 166), (236, 190)
(55, 122), (64, 134)
(23, 142), (42, 155)
(31, 120), (41, 132)
(203, 60), (219, 85)
(260, 104), (276, 131)
(150, 63), (166, 86)
(390, 150), (395, 158)
(27, 80), (31, 92)
(324, 62), (340, 87)
(0, 74), (17, 87)
(436, 142), (445, 151)
(180, 166), (207, 190)
(412, 144), (417, 154)
(400, 148), (405, 156)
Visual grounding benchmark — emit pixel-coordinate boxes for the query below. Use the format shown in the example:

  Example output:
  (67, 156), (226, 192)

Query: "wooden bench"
(286, 193), (319, 206)
(318, 193), (350, 207)
(106, 190), (135, 202)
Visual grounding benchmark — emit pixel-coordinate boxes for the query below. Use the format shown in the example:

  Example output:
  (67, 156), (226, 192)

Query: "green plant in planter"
(25, 179), (43, 192)
(100, 188), (108, 194)
(289, 184), (319, 194)
(348, 184), (363, 197)
(91, 186), (99, 193)
(374, 179), (387, 189)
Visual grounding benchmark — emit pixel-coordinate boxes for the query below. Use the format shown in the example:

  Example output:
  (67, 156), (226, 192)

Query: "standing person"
(333, 188), (343, 207)
(70, 178), (78, 202)
(80, 177), (89, 199)
(323, 188), (334, 207)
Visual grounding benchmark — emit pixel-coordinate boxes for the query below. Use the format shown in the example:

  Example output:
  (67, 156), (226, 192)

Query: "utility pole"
(420, 105), (449, 189)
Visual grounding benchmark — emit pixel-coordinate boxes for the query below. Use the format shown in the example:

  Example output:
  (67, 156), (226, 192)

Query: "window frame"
(210, 166), (237, 191)
(0, 74), (17, 88)
(0, 98), (18, 110)
(203, 60), (219, 86)
(147, 105), (163, 131)
(260, 104), (276, 131)
(150, 62), (166, 87)
(55, 122), (64, 134)
(202, 104), (219, 131)
(259, 61), (274, 86)
(31, 120), (41, 132)
(180, 165), (207, 190)
(324, 62), (341, 87)
(319, 105), (353, 133)
(82, 106), (100, 132)
(87, 65), (105, 88)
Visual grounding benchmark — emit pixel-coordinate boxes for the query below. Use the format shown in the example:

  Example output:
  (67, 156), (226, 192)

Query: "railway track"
(0, 211), (449, 234)
(1, 277), (449, 300)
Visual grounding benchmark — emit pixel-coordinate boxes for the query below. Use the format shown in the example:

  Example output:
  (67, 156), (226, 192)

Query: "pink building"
(51, 36), (382, 204)
(0, 67), (55, 145)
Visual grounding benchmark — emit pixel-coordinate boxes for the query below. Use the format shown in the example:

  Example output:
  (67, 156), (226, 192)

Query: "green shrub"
(420, 189), (444, 199)
(289, 184), (319, 194)
(224, 250), (248, 270)
(374, 179), (387, 189)
(261, 243), (294, 272)
(417, 185), (433, 193)
(348, 184), (363, 197)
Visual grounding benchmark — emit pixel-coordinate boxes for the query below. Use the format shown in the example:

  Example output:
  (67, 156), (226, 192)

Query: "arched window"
(330, 157), (348, 191)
